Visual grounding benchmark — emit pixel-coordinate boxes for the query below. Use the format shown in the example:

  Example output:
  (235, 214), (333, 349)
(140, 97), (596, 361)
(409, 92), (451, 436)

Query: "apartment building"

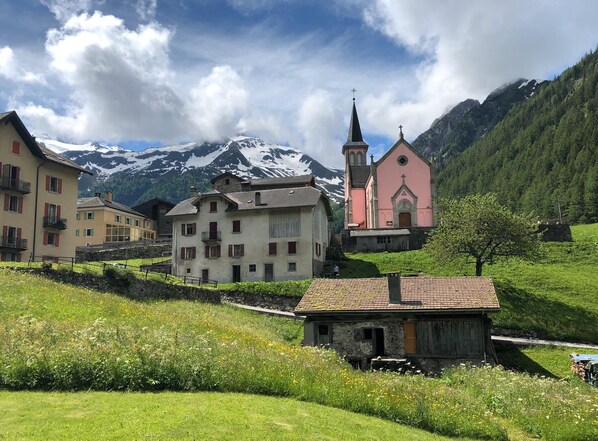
(76, 192), (156, 246)
(0, 111), (91, 262)
(167, 173), (332, 283)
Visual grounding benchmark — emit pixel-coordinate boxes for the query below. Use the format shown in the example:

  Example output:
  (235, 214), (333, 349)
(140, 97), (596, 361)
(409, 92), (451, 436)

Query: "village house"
(167, 172), (332, 283)
(295, 274), (500, 371)
(75, 192), (156, 246)
(0, 110), (91, 262)
(343, 99), (435, 251)
(132, 198), (176, 239)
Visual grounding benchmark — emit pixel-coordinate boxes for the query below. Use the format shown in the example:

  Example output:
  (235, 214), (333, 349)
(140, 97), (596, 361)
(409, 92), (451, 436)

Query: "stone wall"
(220, 291), (300, 312)
(77, 243), (172, 262)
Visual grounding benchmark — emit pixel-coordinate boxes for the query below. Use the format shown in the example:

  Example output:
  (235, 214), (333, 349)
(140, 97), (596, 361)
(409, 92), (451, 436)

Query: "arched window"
(357, 152), (363, 165)
(349, 152), (355, 165)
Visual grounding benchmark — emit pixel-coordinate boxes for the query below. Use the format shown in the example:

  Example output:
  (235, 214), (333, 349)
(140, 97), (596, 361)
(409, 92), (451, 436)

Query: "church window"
(357, 152), (362, 165)
(349, 152), (355, 165)
(397, 155), (408, 166)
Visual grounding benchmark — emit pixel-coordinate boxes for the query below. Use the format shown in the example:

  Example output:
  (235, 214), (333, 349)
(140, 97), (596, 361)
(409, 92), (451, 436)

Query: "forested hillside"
(437, 49), (598, 223)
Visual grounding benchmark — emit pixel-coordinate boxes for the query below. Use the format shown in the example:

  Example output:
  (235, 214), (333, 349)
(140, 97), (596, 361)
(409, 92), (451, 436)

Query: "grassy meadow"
(1, 269), (597, 440)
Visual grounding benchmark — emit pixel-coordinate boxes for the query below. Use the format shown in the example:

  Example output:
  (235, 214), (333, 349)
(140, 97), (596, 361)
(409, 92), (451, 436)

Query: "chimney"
(255, 191), (261, 206)
(388, 272), (401, 304)
(95, 192), (101, 198)
(105, 191), (113, 203)
(190, 186), (198, 197)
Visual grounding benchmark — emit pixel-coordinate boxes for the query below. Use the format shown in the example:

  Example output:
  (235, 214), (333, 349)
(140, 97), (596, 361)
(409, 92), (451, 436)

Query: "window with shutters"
(182, 223), (196, 236)
(134, 219), (140, 227)
(268, 242), (277, 255)
(228, 244), (244, 257)
(76, 212), (81, 220)
(11, 141), (20, 155)
(115, 214), (122, 223)
(45, 232), (59, 246)
(210, 201), (217, 212)
(47, 176), (62, 193)
(84, 228), (93, 237)
(5, 194), (22, 213)
(232, 220), (241, 233)
(180, 247), (196, 259)
(125, 217), (131, 225)
(205, 244), (221, 259)
(288, 241), (297, 254)
(85, 211), (94, 220)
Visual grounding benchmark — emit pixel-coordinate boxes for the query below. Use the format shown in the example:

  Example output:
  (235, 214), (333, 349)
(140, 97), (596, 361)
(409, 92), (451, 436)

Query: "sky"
(1, 0), (597, 168)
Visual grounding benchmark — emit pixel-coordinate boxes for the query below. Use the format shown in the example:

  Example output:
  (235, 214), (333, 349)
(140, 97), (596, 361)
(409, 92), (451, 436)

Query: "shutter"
(16, 228), (21, 239)
(191, 247), (196, 259)
(12, 141), (20, 154)
(55, 233), (60, 247)
(205, 246), (209, 258)
(191, 223), (196, 234)
(15, 167), (19, 181)
(44, 203), (49, 217)
(181, 224), (186, 235)
(46, 175), (50, 191)
(216, 245), (221, 257)
(228, 244), (233, 257)
(240, 244), (244, 256)
(57, 178), (62, 194)
(90, 228), (93, 236)
(4, 194), (8, 211)
(18, 197), (23, 213)
(181, 247), (185, 259)
(43, 231), (48, 245)
(57, 205), (61, 219)
(2, 226), (7, 239)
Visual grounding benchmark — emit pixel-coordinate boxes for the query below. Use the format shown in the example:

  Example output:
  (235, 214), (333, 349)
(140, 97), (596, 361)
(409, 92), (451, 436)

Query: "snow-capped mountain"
(40, 136), (344, 206)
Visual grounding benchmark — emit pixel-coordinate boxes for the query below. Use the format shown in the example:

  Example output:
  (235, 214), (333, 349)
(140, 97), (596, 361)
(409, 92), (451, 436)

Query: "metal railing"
(0, 236), (28, 250)
(0, 176), (31, 193)
(43, 216), (67, 230)
(201, 231), (221, 241)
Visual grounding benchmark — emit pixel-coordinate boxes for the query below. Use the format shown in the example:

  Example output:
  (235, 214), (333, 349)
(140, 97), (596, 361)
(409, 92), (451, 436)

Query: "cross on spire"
(399, 124), (404, 139)
(351, 88), (357, 100)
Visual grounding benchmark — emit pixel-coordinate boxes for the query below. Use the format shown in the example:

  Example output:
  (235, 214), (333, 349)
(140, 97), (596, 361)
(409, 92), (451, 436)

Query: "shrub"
(103, 265), (136, 289)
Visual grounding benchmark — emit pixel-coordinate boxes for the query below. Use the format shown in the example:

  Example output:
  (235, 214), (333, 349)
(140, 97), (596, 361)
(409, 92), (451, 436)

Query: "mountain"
(436, 49), (598, 223)
(40, 136), (344, 206)
(412, 78), (547, 163)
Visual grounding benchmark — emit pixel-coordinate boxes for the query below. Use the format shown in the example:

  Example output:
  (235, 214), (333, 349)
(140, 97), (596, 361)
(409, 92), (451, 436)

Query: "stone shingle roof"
(39, 143), (91, 174)
(249, 175), (314, 189)
(78, 196), (146, 217)
(227, 186), (325, 211)
(349, 165), (371, 188)
(295, 276), (500, 314)
(165, 196), (199, 217)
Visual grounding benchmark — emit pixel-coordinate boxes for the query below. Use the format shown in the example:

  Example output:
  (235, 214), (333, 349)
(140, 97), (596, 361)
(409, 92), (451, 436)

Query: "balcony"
(201, 231), (221, 242)
(0, 236), (28, 251)
(0, 176), (31, 194)
(43, 216), (67, 230)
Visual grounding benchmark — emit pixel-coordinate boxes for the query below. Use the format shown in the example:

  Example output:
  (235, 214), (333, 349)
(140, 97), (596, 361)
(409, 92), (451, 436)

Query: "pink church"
(343, 99), (435, 250)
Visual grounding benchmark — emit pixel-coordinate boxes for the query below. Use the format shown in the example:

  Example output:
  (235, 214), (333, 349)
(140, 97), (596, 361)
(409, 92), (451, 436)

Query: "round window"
(397, 155), (408, 166)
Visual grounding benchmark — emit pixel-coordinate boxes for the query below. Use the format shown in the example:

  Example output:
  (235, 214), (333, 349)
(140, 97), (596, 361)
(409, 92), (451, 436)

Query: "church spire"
(347, 99), (364, 143)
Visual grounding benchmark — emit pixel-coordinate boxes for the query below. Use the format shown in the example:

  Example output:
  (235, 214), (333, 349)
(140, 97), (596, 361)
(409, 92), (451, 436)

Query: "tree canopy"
(425, 194), (540, 276)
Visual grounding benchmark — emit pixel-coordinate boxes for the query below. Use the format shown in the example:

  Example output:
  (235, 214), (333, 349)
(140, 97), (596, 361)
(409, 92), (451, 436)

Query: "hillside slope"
(436, 50), (598, 223)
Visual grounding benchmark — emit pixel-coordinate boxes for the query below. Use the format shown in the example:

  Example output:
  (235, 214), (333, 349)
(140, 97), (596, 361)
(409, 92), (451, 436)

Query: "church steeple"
(343, 97), (369, 155)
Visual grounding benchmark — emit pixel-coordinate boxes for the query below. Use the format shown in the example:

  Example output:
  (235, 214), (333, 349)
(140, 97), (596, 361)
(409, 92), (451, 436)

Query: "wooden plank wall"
(416, 320), (484, 356)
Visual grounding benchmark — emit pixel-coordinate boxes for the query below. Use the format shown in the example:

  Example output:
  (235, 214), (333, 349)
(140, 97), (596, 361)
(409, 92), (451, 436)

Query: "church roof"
(349, 165), (371, 188)
(343, 100), (369, 151)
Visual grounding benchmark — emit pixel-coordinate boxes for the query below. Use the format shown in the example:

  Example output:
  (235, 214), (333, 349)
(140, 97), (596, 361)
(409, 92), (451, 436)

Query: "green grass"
(339, 223), (598, 343)
(0, 391), (458, 441)
(1, 270), (598, 440)
(218, 280), (311, 297)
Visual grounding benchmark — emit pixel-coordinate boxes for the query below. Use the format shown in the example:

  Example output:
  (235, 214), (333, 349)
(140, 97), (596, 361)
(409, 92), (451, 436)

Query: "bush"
(103, 265), (136, 289)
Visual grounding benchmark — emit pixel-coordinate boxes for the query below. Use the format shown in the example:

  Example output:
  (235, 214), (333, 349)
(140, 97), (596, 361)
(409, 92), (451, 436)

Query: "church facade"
(343, 100), (435, 251)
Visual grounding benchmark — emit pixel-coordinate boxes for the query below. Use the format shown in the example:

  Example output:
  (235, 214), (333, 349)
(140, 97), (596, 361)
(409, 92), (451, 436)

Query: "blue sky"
(1, 0), (597, 167)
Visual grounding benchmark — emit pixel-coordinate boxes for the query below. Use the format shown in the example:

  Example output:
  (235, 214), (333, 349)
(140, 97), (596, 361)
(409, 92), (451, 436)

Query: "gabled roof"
(165, 196), (199, 217)
(375, 134), (432, 168)
(349, 165), (371, 188)
(78, 196), (146, 217)
(1, 110), (92, 175)
(210, 171), (245, 185)
(295, 276), (500, 314)
(249, 175), (315, 189)
(225, 186), (331, 216)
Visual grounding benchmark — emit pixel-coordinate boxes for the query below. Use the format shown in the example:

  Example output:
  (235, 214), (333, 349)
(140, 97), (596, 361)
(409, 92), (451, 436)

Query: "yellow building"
(0, 111), (91, 262)
(76, 192), (156, 246)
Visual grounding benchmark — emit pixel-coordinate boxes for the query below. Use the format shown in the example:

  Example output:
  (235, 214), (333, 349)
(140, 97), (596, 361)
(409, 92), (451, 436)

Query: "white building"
(167, 173), (332, 283)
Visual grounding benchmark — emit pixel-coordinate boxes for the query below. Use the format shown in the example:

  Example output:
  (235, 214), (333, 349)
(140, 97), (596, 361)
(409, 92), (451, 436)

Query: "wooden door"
(209, 222), (217, 239)
(232, 265), (241, 283)
(403, 322), (416, 354)
(398, 212), (412, 228)
(264, 263), (274, 282)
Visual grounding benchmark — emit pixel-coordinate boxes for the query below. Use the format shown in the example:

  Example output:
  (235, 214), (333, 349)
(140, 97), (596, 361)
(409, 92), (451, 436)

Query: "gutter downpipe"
(32, 159), (47, 262)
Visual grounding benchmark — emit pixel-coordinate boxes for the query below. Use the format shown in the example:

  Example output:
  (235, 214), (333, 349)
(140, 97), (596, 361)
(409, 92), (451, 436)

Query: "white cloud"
(360, 0), (598, 139)
(0, 46), (45, 84)
(187, 65), (250, 141)
(298, 89), (345, 167)
(41, 0), (92, 22)
(136, 0), (158, 22)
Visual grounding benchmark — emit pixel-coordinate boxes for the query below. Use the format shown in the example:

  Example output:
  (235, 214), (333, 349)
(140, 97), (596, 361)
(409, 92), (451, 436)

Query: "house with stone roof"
(0, 110), (91, 262)
(75, 192), (156, 246)
(167, 172), (332, 283)
(295, 273), (500, 371)
(342, 98), (435, 252)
